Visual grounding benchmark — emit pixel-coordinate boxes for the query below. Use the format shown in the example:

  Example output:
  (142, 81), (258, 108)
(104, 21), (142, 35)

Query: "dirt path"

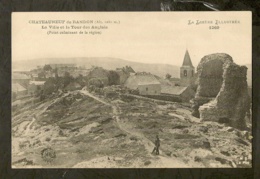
(24, 117), (36, 136)
(80, 90), (110, 105)
(80, 90), (189, 167)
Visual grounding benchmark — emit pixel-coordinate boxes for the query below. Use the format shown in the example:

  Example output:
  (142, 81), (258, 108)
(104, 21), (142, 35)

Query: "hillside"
(12, 57), (180, 78)
(12, 90), (252, 168)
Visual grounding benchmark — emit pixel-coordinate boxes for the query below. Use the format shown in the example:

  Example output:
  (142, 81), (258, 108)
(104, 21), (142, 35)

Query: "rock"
(215, 157), (230, 165)
(166, 151), (172, 156)
(235, 138), (249, 146)
(194, 156), (202, 162)
(202, 141), (211, 149)
(191, 53), (250, 130)
(220, 150), (231, 156)
(12, 158), (34, 165)
(183, 129), (189, 134)
(91, 128), (103, 134)
(144, 161), (151, 166)
(193, 140), (211, 149)
(199, 126), (208, 133)
(120, 143), (127, 148)
(100, 117), (113, 124)
(172, 125), (188, 129)
(130, 136), (138, 141)
(114, 133), (127, 138)
(226, 127), (234, 132)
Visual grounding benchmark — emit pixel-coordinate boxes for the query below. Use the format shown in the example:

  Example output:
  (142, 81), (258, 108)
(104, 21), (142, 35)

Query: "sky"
(12, 12), (251, 67)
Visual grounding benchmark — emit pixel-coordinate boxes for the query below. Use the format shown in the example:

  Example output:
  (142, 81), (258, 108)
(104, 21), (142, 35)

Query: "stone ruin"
(191, 53), (250, 129)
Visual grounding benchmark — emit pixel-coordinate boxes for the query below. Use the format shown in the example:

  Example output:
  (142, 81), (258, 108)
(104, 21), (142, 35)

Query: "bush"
(88, 78), (104, 88)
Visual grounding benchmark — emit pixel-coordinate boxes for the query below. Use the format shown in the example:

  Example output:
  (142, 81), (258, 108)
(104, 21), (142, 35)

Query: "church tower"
(180, 49), (195, 86)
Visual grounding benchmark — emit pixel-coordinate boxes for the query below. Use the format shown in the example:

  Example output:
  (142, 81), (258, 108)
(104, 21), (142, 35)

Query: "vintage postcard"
(12, 12), (252, 168)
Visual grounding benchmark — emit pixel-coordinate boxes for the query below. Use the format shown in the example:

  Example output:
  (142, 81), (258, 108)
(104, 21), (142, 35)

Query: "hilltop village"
(12, 51), (252, 168)
(12, 50), (197, 104)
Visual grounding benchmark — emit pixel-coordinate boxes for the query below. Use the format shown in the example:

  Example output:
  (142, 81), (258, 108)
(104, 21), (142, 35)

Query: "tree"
(43, 78), (58, 95)
(75, 74), (86, 87)
(63, 72), (74, 88)
(43, 64), (52, 71)
(88, 78), (104, 88)
(108, 70), (120, 86)
(53, 68), (59, 78)
(38, 71), (46, 79)
(165, 73), (172, 79)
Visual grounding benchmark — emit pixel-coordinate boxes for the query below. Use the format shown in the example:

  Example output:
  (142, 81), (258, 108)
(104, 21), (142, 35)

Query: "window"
(155, 91), (157, 94)
(192, 70), (194, 77)
(184, 70), (187, 77)
(146, 87), (148, 91)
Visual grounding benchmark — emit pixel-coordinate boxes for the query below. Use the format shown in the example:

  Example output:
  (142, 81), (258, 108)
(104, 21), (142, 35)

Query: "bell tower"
(180, 49), (194, 86)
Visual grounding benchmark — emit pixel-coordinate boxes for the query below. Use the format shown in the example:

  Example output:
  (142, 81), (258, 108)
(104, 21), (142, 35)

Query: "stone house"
(12, 72), (30, 89)
(137, 83), (161, 95)
(161, 85), (195, 102)
(12, 83), (28, 99)
(116, 66), (135, 85)
(124, 73), (161, 95)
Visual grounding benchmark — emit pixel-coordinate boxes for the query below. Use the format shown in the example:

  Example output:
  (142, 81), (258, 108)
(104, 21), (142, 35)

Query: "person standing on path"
(152, 135), (160, 155)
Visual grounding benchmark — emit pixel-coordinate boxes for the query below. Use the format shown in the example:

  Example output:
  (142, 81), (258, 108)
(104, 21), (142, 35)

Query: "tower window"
(184, 70), (187, 77)
(192, 70), (194, 77)
(146, 87), (148, 91)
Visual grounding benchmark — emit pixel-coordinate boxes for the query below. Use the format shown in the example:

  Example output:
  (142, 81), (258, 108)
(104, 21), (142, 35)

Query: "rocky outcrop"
(191, 53), (250, 129)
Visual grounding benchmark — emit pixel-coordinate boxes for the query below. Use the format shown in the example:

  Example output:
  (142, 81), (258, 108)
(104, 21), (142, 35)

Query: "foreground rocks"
(191, 53), (250, 129)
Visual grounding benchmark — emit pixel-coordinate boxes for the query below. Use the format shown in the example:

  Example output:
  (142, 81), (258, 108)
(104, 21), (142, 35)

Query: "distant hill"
(13, 57), (180, 78)
(12, 58), (252, 86)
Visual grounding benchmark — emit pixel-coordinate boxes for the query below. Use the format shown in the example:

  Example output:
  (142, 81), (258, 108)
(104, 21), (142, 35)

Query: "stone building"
(180, 50), (195, 86)
(124, 73), (161, 95)
(191, 53), (250, 129)
(116, 66), (135, 84)
(161, 85), (195, 102)
(12, 72), (30, 89)
(12, 83), (28, 99)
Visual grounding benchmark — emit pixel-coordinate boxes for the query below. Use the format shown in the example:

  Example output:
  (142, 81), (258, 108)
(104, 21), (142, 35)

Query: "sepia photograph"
(12, 12), (252, 168)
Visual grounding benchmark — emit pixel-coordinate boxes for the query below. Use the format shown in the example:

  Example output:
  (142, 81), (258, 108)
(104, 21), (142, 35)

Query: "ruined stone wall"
(192, 53), (250, 129)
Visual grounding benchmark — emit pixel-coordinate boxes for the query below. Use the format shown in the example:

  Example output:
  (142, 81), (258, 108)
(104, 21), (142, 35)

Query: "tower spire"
(182, 49), (193, 67)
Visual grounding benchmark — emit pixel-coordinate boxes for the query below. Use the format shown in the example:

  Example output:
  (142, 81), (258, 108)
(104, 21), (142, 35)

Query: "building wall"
(180, 66), (195, 86)
(180, 86), (196, 102)
(117, 71), (129, 84)
(138, 84), (161, 95)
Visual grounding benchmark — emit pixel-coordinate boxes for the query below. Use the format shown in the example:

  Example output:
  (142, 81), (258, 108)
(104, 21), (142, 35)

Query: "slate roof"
(29, 81), (46, 85)
(182, 50), (194, 67)
(124, 74), (160, 89)
(12, 73), (30, 80)
(12, 83), (27, 92)
(161, 85), (188, 95)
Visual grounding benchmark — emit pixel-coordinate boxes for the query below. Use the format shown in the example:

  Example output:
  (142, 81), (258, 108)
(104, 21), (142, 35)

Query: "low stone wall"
(142, 94), (182, 102)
